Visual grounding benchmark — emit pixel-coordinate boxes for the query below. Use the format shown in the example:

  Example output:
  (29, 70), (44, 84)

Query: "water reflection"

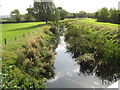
(45, 36), (112, 88)
(67, 49), (120, 84)
(66, 42), (120, 84)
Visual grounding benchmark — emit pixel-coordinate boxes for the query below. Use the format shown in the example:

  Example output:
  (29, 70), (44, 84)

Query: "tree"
(77, 11), (86, 18)
(95, 7), (109, 22)
(51, 8), (60, 23)
(66, 13), (76, 18)
(86, 13), (95, 18)
(24, 8), (34, 21)
(95, 7), (120, 24)
(10, 9), (21, 22)
(57, 7), (68, 20)
(33, 0), (58, 23)
(109, 8), (119, 24)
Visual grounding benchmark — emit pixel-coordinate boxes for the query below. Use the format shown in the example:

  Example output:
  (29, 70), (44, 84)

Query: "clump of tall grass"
(65, 20), (120, 83)
(16, 36), (55, 80)
(2, 28), (57, 88)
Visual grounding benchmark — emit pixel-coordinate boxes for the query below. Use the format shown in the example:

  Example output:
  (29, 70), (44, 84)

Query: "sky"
(0, 0), (119, 15)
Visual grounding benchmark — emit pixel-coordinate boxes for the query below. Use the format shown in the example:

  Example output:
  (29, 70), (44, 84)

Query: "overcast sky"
(0, 0), (119, 15)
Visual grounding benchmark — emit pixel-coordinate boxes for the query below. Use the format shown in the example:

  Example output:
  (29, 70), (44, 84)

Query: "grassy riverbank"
(2, 22), (47, 58)
(65, 20), (120, 82)
(79, 18), (119, 28)
(2, 22), (58, 88)
(2, 18), (120, 88)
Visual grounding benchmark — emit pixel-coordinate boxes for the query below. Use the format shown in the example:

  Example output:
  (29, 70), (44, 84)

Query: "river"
(45, 35), (113, 88)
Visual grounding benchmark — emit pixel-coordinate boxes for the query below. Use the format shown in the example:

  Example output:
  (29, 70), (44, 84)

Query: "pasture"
(79, 18), (119, 28)
(2, 22), (50, 62)
(2, 22), (45, 43)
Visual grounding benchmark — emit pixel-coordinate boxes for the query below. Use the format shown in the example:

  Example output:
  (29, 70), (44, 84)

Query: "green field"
(1, 22), (50, 59)
(2, 18), (118, 43)
(2, 22), (55, 88)
(2, 18), (118, 51)
(79, 18), (119, 28)
(2, 22), (46, 43)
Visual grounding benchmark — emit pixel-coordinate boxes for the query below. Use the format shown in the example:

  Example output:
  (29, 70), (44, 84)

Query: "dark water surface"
(45, 36), (113, 88)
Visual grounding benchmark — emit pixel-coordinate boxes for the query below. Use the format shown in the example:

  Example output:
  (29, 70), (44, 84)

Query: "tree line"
(2, 1), (120, 24)
(95, 7), (120, 24)
(8, 1), (68, 23)
(71, 7), (120, 24)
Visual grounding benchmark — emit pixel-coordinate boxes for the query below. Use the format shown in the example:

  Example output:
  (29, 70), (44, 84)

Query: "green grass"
(65, 20), (120, 82)
(79, 18), (119, 28)
(2, 22), (55, 88)
(1, 22), (50, 58)
(1, 19), (119, 88)
(2, 22), (46, 43)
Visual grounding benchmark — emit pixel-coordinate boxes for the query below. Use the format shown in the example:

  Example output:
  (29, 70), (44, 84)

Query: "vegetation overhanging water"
(64, 20), (120, 83)
(2, 20), (120, 88)
(45, 21), (120, 88)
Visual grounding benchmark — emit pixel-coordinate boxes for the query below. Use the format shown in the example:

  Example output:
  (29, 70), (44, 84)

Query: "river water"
(45, 36), (112, 88)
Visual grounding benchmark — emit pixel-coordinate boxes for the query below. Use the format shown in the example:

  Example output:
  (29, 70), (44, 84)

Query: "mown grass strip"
(79, 18), (119, 28)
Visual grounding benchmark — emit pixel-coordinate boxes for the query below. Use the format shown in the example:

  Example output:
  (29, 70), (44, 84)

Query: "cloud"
(47, 68), (79, 83)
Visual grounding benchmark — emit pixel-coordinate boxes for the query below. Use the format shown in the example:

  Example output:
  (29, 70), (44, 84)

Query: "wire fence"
(2, 27), (43, 45)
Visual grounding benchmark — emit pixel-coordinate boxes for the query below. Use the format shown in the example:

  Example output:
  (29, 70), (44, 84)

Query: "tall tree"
(77, 11), (86, 18)
(57, 7), (68, 20)
(10, 9), (21, 22)
(24, 7), (34, 21)
(109, 8), (119, 24)
(95, 7), (120, 24)
(33, 0), (58, 23)
(51, 8), (60, 23)
(95, 7), (109, 22)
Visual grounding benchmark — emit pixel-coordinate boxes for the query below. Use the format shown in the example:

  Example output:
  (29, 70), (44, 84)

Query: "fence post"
(4, 38), (7, 45)
(23, 34), (25, 37)
(15, 37), (17, 41)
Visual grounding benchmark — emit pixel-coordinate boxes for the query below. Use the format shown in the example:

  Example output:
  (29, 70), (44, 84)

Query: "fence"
(3, 28), (39, 45)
